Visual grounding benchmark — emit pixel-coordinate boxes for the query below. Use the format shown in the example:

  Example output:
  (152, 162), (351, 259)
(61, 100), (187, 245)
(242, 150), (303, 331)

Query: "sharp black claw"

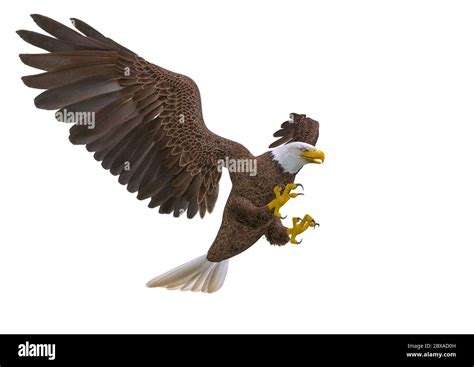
(280, 214), (287, 219)
(295, 183), (304, 191)
(297, 239), (303, 244)
(309, 219), (320, 228)
(295, 193), (304, 196)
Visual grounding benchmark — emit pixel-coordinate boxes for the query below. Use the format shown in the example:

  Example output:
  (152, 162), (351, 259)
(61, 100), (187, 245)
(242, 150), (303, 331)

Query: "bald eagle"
(18, 15), (325, 293)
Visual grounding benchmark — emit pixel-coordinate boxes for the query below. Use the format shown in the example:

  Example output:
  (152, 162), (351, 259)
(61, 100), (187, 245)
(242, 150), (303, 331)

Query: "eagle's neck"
(271, 146), (305, 174)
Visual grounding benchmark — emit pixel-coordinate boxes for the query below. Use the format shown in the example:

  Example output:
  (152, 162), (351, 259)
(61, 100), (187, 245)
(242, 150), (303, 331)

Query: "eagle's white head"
(271, 142), (325, 174)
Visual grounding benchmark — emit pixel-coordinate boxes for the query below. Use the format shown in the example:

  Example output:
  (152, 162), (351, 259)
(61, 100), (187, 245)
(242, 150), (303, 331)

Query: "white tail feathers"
(146, 255), (229, 293)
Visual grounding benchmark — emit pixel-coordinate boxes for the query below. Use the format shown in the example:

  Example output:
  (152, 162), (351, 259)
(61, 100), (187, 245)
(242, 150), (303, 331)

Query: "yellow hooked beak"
(301, 149), (325, 164)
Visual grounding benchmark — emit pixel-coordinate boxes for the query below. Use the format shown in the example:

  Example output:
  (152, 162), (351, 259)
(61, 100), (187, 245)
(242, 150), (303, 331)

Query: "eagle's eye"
(300, 147), (308, 152)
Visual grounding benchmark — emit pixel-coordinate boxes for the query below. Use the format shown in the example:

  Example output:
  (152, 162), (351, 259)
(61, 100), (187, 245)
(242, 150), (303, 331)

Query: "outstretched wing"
(269, 113), (320, 148)
(18, 14), (239, 219)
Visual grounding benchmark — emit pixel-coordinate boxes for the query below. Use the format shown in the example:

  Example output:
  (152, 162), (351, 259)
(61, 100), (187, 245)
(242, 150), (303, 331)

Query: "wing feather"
(19, 14), (247, 218)
(268, 113), (320, 148)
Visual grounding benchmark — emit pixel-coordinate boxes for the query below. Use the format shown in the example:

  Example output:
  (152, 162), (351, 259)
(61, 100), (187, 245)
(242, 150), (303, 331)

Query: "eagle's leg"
(267, 183), (304, 219)
(287, 214), (319, 244)
(265, 217), (290, 246)
(228, 196), (274, 228)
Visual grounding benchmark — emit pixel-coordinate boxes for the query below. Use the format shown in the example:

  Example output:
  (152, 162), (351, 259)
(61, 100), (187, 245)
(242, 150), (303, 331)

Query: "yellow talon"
(267, 183), (303, 218)
(287, 214), (318, 244)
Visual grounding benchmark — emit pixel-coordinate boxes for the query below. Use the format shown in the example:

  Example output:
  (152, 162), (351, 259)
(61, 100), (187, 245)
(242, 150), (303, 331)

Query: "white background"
(1, 0), (473, 333)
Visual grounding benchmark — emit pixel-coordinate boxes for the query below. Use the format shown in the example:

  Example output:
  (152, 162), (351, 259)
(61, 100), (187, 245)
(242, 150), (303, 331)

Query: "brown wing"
(269, 112), (320, 148)
(18, 14), (240, 219)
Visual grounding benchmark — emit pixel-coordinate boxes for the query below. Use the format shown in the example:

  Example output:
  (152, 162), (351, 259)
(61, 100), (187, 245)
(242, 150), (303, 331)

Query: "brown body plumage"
(208, 153), (295, 261)
(18, 15), (324, 292)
